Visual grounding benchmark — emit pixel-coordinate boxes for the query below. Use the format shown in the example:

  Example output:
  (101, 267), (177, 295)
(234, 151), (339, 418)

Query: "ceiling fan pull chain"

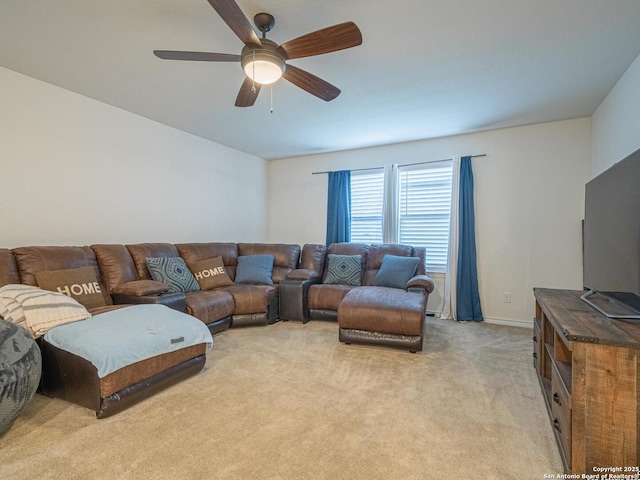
(251, 50), (257, 94)
(270, 86), (274, 114)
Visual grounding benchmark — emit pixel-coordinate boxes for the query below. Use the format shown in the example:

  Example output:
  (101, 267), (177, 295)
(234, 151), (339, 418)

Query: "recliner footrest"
(337, 286), (426, 352)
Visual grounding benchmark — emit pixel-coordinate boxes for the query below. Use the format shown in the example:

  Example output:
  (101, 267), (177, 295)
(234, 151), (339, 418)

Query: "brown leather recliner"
(175, 242), (300, 328)
(92, 243), (188, 315)
(280, 242), (435, 351)
(122, 242), (234, 332)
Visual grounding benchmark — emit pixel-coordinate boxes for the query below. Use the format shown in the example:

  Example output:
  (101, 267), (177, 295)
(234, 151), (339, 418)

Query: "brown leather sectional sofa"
(0, 242), (299, 417)
(0, 240), (434, 416)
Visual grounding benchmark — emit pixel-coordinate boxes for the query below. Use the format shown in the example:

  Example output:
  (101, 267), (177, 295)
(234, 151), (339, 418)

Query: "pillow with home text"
(187, 256), (233, 290)
(35, 266), (110, 309)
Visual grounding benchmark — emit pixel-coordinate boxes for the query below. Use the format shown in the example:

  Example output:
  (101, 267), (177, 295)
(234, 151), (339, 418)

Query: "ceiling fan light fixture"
(241, 43), (286, 86)
(243, 59), (283, 85)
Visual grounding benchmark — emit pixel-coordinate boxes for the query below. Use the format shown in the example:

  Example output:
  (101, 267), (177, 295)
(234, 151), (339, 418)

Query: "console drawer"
(551, 404), (572, 468)
(551, 360), (571, 410)
(533, 321), (541, 372)
(551, 361), (572, 468)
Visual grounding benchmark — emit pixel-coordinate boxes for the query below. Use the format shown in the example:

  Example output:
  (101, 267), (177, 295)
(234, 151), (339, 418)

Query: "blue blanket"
(44, 304), (213, 378)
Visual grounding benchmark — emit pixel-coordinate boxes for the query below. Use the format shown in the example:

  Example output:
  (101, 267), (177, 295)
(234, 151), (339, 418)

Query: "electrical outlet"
(503, 292), (512, 303)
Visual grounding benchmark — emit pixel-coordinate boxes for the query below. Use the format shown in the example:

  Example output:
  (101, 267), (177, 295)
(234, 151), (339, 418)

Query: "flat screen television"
(582, 146), (640, 319)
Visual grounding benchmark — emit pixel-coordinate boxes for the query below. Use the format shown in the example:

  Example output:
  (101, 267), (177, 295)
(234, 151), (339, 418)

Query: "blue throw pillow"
(235, 255), (275, 285)
(374, 255), (420, 289)
(145, 257), (200, 293)
(323, 254), (362, 286)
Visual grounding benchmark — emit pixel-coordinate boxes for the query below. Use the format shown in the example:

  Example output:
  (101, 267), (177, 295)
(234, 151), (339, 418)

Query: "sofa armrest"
(111, 280), (169, 296)
(285, 269), (320, 282)
(111, 292), (186, 313)
(406, 275), (435, 294)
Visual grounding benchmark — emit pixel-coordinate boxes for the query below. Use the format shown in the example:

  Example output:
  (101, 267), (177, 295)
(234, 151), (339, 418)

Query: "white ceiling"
(2, 1), (640, 160)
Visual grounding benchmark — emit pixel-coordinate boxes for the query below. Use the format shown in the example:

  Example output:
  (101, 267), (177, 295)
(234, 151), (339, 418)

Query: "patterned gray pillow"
(323, 254), (362, 286)
(145, 257), (200, 293)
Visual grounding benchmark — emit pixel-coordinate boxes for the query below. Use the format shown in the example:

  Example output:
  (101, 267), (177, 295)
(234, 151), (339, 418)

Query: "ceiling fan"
(153, 0), (363, 107)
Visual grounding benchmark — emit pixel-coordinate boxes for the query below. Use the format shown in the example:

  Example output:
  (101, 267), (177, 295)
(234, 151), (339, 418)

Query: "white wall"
(268, 118), (591, 325)
(0, 67), (267, 247)
(591, 52), (640, 177)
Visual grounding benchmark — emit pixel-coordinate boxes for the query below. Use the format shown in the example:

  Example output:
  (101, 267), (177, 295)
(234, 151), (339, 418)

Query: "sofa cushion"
(374, 255), (420, 289)
(187, 256), (233, 290)
(111, 280), (169, 296)
(91, 244), (138, 292)
(12, 246), (104, 289)
(185, 290), (235, 324)
(235, 255), (274, 285)
(323, 254), (362, 286)
(308, 284), (356, 311)
(126, 243), (180, 280)
(338, 286), (425, 336)
(0, 249), (20, 288)
(35, 266), (108, 309)
(299, 244), (327, 274)
(221, 285), (276, 315)
(145, 257), (200, 294)
(237, 243), (300, 284)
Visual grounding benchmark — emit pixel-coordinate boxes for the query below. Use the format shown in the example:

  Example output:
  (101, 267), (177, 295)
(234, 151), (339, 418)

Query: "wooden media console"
(534, 288), (640, 474)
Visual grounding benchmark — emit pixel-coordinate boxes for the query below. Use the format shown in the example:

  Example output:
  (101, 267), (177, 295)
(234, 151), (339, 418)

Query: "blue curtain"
(326, 170), (351, 245)
(456, 156), (483, 321)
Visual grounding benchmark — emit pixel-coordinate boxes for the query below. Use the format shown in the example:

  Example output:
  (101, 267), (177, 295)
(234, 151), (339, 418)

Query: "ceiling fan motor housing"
(254, 12), (275, 33)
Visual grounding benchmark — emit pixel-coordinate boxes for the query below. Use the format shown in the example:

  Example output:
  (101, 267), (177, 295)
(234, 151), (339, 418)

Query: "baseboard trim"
(483, 316), (532, 328)
(429, 312), (532, 328)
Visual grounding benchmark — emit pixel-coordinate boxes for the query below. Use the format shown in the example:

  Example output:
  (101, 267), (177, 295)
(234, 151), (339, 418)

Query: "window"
(350, 160), (453, 273)
(398, 162), (453, 273)
(350, 170), (384, 244)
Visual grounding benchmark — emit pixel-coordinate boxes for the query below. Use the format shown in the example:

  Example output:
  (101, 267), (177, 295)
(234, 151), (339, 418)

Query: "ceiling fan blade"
(154, 50), (240, 62)
(278, 22), (362, 60)
(235, 77), (261, 107)
(282, 64), (340, 102)
(206, 0), (261, 47)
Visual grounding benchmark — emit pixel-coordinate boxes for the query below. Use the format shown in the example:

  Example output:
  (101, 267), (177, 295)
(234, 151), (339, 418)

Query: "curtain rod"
(311, 154), (486, 175)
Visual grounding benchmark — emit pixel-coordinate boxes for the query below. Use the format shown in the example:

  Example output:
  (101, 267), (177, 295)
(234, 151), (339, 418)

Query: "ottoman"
(337, 286), (427, 353)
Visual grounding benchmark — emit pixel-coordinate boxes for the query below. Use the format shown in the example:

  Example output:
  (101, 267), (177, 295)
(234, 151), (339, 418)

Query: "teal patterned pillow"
(145, 257), (200, 294)
(323, 254), (362, 286)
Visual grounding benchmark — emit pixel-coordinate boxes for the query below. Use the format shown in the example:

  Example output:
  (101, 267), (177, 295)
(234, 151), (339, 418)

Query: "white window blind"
(349, 161), (453, 273)
(350, 171), (384, 243)
(398, 161), (453, 273)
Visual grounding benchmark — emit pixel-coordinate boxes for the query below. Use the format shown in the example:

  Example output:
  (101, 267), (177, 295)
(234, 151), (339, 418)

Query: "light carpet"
(0, 318), (563, 479)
